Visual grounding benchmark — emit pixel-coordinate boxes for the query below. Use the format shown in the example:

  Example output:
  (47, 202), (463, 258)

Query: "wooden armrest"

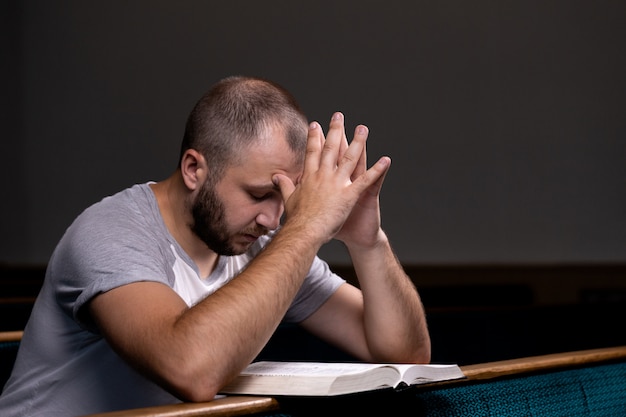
(460, 345), (626, 381)
(73, 345), (626, 416)
(82, 395), (279, 417)
(0, 330), (23, 343)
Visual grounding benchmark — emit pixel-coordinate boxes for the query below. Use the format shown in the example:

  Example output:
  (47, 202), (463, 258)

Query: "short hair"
(180, 76), (309, 180)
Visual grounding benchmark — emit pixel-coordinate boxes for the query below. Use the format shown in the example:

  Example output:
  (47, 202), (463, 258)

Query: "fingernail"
(332, 112), (342, 121)
(309, 122), (318, 129)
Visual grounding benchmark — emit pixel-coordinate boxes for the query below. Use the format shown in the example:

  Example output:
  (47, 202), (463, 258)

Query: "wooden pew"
(84, 345), (626, 416)
(0, 330), (23, 388)
(0, 331), (23, 343)
(83, 396), (280, 417)
(461, 344), (626, 380)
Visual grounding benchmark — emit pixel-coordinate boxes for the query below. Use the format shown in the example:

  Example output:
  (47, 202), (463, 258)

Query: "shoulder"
(80, 183), (155, 223)
(49, 183), (174, 283)
(66, 183), (161, 244)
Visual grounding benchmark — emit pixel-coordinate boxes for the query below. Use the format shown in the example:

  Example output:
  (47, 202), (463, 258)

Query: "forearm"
(92, 222), (323, 402)
(175, 222), (324, 397)
(347, 230), (431, 364)
(189, 223), (319, 349)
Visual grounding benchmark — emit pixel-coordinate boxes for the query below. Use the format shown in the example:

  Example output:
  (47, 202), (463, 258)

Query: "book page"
(222, 362), (400, 396)
(222, 362), (464, 396)
(400, 364), (465, 384)
(243, 361), (391, 377)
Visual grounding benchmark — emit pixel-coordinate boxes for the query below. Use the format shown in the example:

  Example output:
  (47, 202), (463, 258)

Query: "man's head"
(180, 75), (308, 180)
(180, 76), (309, 255)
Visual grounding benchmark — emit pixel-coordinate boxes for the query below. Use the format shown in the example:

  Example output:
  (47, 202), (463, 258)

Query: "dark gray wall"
(2, 0), (625, 266)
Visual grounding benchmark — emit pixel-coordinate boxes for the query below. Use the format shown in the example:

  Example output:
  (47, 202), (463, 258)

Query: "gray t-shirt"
(0, 183), (344, 416)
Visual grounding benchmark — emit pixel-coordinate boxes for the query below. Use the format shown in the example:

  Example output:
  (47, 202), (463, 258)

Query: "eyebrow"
(247, 183), (280, 192)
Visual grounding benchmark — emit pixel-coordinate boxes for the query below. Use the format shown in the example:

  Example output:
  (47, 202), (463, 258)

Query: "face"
(191, 129), (302, 256)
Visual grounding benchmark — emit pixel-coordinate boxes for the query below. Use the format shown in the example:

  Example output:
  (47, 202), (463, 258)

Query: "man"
(0, 76), (430, 416)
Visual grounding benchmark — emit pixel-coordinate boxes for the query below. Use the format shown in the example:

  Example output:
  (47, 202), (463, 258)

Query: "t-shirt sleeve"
(50, 194), (176, 333)
(282, 256), (346, 323)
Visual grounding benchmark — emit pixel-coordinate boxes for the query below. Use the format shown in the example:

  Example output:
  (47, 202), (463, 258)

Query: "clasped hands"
(273, 112), (391, 248)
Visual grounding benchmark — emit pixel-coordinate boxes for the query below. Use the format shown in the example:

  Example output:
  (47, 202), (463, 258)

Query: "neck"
(150, 173), (219, 278)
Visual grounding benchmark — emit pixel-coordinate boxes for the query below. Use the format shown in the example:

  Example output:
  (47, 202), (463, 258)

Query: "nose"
(256, 198), (283, 230)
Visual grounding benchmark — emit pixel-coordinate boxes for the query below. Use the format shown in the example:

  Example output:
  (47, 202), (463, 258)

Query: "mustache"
(242, 226), (270, 237)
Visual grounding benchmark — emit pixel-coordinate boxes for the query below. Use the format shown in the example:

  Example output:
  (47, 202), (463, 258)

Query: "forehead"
(222, 128), (303, 187)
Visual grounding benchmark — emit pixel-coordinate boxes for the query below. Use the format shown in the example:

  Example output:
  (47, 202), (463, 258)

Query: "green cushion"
(255, 361), (626, 416)
(413, 361), (626, 416)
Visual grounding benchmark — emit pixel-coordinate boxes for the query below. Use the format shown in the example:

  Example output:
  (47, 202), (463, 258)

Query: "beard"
(191, 179), (267, 256)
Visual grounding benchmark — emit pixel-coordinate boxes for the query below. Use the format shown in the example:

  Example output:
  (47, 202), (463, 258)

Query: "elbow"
(412, 331), (432, 364)
(407, 324), (432, 364)
(382, 329), (432, 364)
(165, 373), (222, 403)
(178, 374), (221, 402)
(396, 344), (431, 365)
(383, 335), (432, 365)
(175, 384), (221, 403)
(153, 361), (225, 402)
(413, 334), (432, 364)
(369, 339), (431, 365)
(413, 344), (431, 364)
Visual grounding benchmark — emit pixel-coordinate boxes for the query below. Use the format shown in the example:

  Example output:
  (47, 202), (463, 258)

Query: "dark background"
(2, 0), (625, 267)
(1, 1), (626, 374)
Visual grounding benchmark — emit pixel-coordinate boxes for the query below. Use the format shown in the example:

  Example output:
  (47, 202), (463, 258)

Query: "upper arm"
(87, 281), (189, 383)
(299, 283), (374, 362)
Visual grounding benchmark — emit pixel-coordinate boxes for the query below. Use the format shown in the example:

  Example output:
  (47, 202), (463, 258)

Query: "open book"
(219, 361), (465, 396)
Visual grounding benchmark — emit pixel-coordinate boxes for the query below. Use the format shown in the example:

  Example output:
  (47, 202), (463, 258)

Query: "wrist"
(344, 229), (389, 258)
(276, 217), (328, 253)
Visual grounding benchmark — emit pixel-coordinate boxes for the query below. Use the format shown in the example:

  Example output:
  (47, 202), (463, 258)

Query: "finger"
(336, 125), (368, 177)
(303, 122), (324, 176)
(351, 125), (368, 180)
(354, 156), (391, 195)
(338, 119), (349, 161)
(364, 156), (391, 197)
(320, 112), (345, 169)
(272, 173), (296, 203)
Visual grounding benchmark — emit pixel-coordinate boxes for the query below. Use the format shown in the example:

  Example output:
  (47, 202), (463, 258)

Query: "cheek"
(222, 198), (258, 228)
(214, 183), (261, 228)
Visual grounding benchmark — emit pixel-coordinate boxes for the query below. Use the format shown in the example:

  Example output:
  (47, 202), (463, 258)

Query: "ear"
(180, 149), (207, 191)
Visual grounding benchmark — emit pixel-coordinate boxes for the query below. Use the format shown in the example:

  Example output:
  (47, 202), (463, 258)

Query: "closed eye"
(250, 192), (271, 202)
(247, 183), (281, 202)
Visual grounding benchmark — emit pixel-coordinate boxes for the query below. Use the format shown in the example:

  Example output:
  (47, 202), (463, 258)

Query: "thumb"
(367, 156), (391, 196)
(272, 174), (296, 202)
(353, 155), (391, 196)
